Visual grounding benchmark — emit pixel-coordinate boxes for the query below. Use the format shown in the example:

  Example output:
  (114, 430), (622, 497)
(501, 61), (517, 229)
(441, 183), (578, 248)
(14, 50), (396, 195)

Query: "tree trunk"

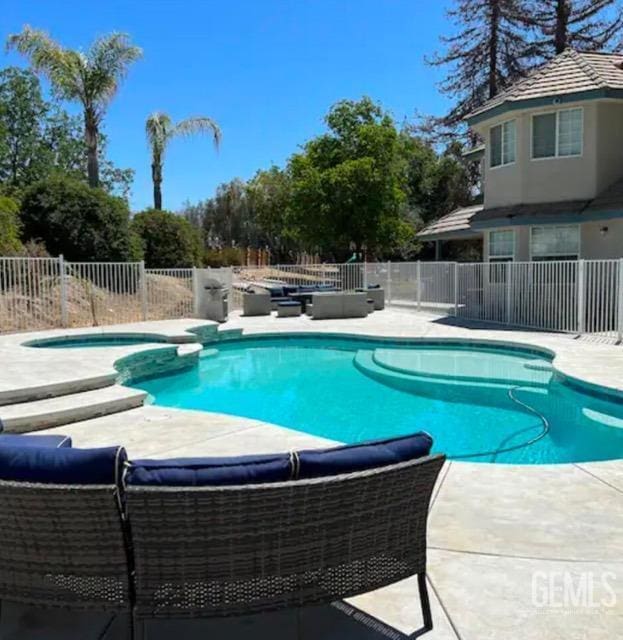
(488, 0), (500, 99)
(554, 0), (571, 53)
(152, 157), (162, 210)
(84, 109), (99, 188)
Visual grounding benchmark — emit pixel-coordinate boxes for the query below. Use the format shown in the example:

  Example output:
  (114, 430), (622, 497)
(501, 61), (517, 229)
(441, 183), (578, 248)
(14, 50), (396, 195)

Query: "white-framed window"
(490, 119), (516, 168)
(531, 225), (580, 260)
(489, 229), (515, 262)
(532, 108), (583, 159)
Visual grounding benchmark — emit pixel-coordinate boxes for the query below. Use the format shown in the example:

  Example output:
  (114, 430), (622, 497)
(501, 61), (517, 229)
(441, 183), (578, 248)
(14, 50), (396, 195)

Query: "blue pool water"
(133, 335), (623, 464)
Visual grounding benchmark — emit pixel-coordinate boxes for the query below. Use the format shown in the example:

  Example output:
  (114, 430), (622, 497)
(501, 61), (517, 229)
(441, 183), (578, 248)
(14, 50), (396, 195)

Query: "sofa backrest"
(126, 451), (444, 619)
(0, 445), (132, 612)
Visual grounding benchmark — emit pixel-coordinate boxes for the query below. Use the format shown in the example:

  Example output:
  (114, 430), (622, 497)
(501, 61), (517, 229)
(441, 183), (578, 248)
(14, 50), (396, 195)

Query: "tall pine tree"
(525, 0), (622, 56)
(424, 0), (536, 139)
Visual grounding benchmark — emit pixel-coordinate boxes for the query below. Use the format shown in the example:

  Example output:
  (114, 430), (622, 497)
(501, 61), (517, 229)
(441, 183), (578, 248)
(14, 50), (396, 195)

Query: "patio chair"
(356, 286), (385, 310)
(125, 433), (445, 638)
(0, 445), (132, 640)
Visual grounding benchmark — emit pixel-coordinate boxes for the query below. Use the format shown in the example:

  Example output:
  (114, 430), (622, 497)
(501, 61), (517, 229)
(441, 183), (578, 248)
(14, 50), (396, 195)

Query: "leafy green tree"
(146, 112), (221, 210)
(288, 97), (408, 259)
(401, 135), (473, 224)
(0, 195), (22, 254)
(20, 175), (139, 261)
(246, 167), (296, 260)
(7, 26), (142, 187)
(132, 208), (203, 268)
(182, 178), (259, 249)
(0, 67), (134, 199)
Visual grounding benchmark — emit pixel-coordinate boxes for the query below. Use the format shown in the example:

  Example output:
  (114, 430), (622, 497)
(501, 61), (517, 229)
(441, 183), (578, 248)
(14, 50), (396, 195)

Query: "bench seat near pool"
(0, 432), (444, 639)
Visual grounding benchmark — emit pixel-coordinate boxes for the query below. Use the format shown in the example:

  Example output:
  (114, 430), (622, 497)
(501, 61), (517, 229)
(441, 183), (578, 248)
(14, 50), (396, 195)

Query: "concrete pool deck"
(0, 310), (622, 639)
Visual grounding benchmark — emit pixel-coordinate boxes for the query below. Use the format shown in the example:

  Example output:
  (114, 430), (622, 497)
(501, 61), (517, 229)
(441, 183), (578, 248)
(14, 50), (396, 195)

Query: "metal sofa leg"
(417, 573), (433, 632)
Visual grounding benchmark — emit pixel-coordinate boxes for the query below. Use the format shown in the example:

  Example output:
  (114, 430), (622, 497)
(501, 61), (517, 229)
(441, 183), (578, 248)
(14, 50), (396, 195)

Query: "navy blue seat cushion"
(0, 434), (72, 448)
(295, 432), (433, 480)
(278, 300), (301, 307)
(368, 284), (381, 289)
(0, 446), (126, 485)
(126, 452), (293, 487)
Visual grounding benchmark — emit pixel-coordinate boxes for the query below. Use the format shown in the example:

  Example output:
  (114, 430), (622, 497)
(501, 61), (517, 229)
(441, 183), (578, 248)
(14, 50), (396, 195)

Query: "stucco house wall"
(476, 100), (603, 209)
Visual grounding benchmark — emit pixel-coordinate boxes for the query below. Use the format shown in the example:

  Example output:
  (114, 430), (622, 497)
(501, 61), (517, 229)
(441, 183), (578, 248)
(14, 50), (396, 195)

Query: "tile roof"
(417, 204), (484, 240)
(468, 50), (623, 120)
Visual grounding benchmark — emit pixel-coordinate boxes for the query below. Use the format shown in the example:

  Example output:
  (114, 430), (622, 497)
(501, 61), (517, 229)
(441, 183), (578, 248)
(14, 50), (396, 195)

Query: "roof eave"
(417, 229), (483, 241)
(465, 88), (623, 127)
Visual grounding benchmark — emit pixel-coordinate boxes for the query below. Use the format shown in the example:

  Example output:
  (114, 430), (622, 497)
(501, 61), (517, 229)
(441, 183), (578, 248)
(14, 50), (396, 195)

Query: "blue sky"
(2, 0), (451, 212)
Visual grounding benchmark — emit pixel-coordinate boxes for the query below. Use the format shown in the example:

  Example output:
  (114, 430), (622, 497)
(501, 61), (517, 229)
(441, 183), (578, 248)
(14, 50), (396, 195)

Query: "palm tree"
(7, 25), (142, 188)
(146, 112), (221, 210)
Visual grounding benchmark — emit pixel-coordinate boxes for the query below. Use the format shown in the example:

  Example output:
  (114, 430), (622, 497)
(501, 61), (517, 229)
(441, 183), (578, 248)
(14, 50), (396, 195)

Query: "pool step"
(0, 385), (148, 433)
(0, 372), (119, 407)
(353, 350), (522, 410)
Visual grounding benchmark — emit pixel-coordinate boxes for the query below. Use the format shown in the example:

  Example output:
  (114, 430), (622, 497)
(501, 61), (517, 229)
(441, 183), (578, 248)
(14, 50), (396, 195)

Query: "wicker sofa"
(309, 291), (369, 319)
(0, 432), (444, 639)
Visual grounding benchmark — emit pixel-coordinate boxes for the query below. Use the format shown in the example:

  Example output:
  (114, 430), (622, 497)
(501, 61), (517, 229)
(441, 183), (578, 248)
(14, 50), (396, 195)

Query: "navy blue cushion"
(368, 284), (381, 289)
(0, 446), (126, 485)
(126, 453), (293, 487)
(0, 434), (72, 448)
(266, 286), (285, 297)
(296, 432), (433, 480)
(283, 285), (300, 295)
(278, 300), (301, 307)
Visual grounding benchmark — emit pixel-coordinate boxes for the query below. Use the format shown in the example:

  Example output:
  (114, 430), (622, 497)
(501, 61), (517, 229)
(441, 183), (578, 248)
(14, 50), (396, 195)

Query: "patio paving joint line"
(572, 463), (623, 496)
(427, 545), (614, 565)
(429, 461), (452, 512)
(426, 572), (464, 640)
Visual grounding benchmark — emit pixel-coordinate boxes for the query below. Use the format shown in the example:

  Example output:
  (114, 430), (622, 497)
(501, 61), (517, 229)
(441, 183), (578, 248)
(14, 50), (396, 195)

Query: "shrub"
(204, 247), (245, 267)
(0, 195), (22, 254)
(131, 209), (203, 268)
(20, 176), (139, 261)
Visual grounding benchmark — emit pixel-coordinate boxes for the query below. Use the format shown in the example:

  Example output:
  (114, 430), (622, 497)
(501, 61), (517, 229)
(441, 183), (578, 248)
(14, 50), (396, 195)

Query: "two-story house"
(418, 49), (623, 262)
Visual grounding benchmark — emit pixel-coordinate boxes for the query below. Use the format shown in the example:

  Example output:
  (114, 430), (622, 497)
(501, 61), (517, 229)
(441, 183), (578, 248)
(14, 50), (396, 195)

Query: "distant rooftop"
(467, 49), (623, 123)
(416, 204), (484, 241)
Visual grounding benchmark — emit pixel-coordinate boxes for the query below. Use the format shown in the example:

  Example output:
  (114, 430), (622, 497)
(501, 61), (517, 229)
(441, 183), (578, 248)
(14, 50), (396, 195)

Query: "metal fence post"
(416, 261), (422, 311)
(505, 262), (512, 325)
(617, 259), (623, 343)
(577, 259), (585, 335)
(386, 261), (392, 304)
(363, 260), (368, 290)
(140, 261), (148, 321)
(453, 262), (458, 317)
(58, 254), (68, 327)
(192, 267), (200, 317)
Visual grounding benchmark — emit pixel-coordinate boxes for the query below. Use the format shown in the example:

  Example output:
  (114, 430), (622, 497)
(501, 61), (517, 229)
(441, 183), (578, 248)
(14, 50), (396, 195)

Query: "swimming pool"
(132, 334), (623, 464)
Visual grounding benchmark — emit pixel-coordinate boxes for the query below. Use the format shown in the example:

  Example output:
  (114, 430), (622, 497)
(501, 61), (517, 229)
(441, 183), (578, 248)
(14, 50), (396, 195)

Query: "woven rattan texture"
(128, 454), (445, 618)
(0, 482), (131, 611)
